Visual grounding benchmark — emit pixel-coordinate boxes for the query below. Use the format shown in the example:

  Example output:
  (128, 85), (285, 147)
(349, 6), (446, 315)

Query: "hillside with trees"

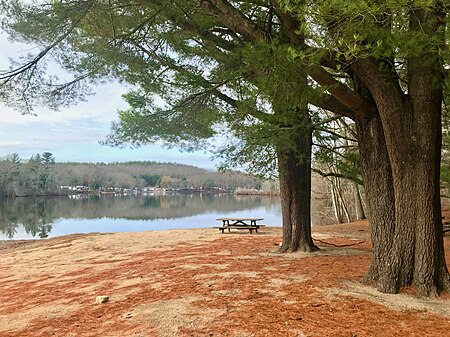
(0, 153), (263, 197)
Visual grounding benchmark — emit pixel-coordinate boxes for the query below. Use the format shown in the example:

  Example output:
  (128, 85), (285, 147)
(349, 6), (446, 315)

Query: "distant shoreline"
(1, 189), (282, 198)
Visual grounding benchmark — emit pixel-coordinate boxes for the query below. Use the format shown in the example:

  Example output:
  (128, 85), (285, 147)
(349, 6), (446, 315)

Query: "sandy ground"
(1, 222), (450, 337)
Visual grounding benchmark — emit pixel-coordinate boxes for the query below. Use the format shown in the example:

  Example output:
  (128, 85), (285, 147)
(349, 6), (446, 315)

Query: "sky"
(0, 33), (218, 169)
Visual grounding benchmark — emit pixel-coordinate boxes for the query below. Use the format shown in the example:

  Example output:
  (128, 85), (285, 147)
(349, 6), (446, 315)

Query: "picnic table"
(214, 217), (265, 234)
(444, 219), (450, 235)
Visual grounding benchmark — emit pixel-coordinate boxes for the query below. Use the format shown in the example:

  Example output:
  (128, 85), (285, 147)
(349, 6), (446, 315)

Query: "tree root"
(277, 242), (320, 253)
(277, 245), (290, 254)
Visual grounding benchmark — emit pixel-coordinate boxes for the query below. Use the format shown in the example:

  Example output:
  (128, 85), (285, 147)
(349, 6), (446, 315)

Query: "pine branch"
(312, 168), (363, 185)
(203, 0), (374, 119)
(310, 94), (356, 119)
(316, 127), (358, 143)
(0, 1), (94, 84)
(130, 41), (275, 124)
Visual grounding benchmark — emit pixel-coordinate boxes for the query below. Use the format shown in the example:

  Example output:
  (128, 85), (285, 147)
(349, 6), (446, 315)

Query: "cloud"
(0, 81), (128, 124)
(0, 31), (217, 169)
(1, 31), (130, 125)
(0, 140), (24, 148)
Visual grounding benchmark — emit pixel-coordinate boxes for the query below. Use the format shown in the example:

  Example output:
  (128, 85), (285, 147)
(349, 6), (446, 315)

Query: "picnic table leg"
(222, 220), (231, 232)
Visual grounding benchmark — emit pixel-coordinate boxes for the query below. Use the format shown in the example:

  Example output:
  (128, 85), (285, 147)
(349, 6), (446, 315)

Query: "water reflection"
(0, 197), (54, 239)
(0, 194), (281, 239)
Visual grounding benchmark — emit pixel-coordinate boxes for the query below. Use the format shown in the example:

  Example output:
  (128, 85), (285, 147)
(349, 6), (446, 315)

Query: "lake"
(0, 194), (282, 240)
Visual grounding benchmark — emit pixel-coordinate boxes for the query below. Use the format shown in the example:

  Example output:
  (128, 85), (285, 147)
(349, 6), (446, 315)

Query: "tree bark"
(354, 112), (396, 288)
(277, 114), (319, 253)
(350, 71), (398, 288)
(351, 9), (450, 295)
(374, 100), (449, 295)
(354, 87), (449, 295)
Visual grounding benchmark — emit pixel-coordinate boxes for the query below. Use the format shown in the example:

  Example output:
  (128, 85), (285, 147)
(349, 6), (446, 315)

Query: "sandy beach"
(1, 222), (450, 336)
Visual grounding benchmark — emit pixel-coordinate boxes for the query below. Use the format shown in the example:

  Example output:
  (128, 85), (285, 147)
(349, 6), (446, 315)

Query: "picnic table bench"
(214, 217), (265, 234)
(443, 219), (450, 235)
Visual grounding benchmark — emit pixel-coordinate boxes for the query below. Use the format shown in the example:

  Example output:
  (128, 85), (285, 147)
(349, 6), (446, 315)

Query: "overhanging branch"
(0, 1), (94, 84)
(313, 168), (363, 185)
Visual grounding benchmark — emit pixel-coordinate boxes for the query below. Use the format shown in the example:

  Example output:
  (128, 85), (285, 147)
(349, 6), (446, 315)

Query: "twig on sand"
(312, 238), (365, 247)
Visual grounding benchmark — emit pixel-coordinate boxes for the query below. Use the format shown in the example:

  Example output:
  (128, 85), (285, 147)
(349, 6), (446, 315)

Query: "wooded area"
(1, 1), (450, 296)
(0, 153), (263, 196)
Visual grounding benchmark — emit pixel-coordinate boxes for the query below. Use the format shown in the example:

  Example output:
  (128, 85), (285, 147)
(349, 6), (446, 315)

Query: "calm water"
(0, 194), (282, 240)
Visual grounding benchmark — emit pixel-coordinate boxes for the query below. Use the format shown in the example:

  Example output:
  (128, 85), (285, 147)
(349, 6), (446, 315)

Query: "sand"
(0, 223), (449, 336)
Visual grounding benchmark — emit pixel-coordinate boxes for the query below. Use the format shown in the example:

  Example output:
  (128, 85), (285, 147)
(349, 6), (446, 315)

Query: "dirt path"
(0, 222), (449, 336)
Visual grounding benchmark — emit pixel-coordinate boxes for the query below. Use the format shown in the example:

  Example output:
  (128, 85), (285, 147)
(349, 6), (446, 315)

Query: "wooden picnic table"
(443, 219), (450, 235)
(214, 217), (264, 234)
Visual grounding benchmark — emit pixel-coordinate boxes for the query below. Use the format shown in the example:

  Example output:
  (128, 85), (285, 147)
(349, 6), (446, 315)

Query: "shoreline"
(0, 239), (35, 250)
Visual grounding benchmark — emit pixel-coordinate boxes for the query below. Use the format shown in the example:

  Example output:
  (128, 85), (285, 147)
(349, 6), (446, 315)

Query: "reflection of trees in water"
(0, 198), (54, 238)
(68, 194), (275, 219)
(0, 195), (281, 238)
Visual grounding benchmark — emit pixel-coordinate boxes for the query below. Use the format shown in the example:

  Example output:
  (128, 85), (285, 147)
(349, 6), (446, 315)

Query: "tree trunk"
(329, 178), (344, 223)
(337, 180), (352, 223)
(353, 183), (365, 220)
(354, 112), (396, 287)
(374, 100), (449, 295)
(354, 84), (450, 295)
(352, 9), (450, 294)
(277, 119), (319, 253)
(351, 71), (398, 289)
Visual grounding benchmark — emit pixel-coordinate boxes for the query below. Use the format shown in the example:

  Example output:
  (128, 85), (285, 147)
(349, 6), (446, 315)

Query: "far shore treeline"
(0, 152), (278, 197)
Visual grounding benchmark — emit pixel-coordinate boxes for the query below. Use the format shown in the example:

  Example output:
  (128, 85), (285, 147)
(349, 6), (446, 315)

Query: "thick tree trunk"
(356, 92), (449, 295)
(376, 102), (449, 295)
(277, 123), (319, 253)
(351, 73), (397, 288)
(351, 8), (450, 294)
(355, 113), (396, 287)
